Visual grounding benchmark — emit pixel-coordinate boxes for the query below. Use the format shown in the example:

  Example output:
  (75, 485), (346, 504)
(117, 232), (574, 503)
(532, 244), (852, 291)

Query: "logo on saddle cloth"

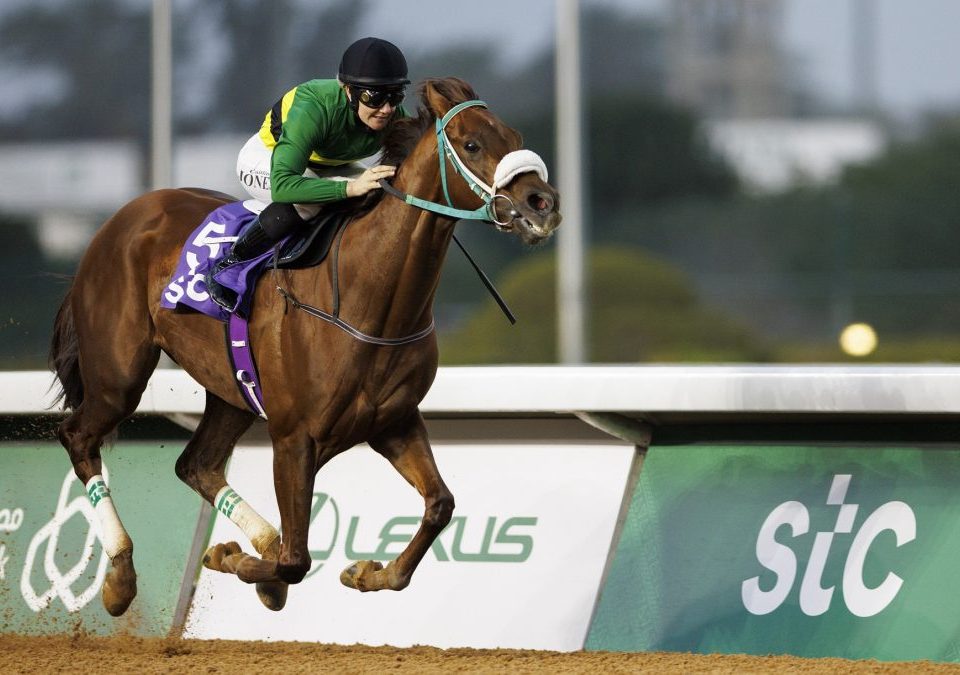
(161, 200), (344, 321)
(161, 200), (265, 321)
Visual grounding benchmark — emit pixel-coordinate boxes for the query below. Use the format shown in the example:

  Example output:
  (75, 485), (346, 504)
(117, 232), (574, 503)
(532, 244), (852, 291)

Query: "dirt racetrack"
(3, 634), (960, 674)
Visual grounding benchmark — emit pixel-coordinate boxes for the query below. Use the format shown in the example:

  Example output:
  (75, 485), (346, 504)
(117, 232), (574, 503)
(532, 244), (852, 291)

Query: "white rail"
(5, 365), (960, 416)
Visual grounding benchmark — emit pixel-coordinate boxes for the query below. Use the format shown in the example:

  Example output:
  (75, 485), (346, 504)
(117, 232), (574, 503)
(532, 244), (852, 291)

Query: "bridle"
(278, 100), (544, 343)
(379, 99), (548, 228)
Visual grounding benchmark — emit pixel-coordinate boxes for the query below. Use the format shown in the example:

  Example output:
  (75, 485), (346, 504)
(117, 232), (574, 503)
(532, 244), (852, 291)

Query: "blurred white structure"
(0, 136), (246, 258)
(0, 141), (141, 213)
(174, 135), (250, 193)
(706, 118), (886, 193)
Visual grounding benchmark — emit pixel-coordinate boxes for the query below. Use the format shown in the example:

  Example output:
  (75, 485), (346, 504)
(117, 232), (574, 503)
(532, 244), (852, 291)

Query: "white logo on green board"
(20, 469), (110, 612)
(0, 544), (9, 581)
(0, 507), (23, 580)
(742, 474), (916, 618)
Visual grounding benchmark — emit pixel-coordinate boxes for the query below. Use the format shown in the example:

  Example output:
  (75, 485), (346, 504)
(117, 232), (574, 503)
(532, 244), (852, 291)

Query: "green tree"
(0, 0), (369, 139)
(612, 121), (960, 344)
(440, 246), (767, 364)
(0, 0), (151, 141)
(840, 124), (960, 271)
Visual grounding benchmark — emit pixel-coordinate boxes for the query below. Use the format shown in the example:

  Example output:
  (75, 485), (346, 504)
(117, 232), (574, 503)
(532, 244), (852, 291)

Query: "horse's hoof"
(340, 560), (383, 591)
(102, 549), (137, 617)
(202, 541), (242, 572)
(253, 535), (287, 610)
(256, 581), (289, 611)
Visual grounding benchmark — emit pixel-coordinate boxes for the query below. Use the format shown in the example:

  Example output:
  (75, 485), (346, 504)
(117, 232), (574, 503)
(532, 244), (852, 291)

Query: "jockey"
(207, 36), (410, 311)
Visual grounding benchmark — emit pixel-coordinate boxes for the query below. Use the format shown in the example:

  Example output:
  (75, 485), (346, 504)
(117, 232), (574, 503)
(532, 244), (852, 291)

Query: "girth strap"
(226, 313), (268, 419)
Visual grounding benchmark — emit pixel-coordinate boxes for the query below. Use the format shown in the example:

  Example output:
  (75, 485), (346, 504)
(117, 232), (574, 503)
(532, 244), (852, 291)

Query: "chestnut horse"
(48, 78), (560, 617)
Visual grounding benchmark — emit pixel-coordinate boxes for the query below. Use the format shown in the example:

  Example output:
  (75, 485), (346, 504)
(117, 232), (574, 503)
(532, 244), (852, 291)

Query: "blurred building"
(666, 0), (789, 119)
(664, 0), (885, 193)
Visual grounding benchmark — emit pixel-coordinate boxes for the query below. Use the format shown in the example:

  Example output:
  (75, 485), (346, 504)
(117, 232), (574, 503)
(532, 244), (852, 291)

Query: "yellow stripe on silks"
(257, 86), (351, 167)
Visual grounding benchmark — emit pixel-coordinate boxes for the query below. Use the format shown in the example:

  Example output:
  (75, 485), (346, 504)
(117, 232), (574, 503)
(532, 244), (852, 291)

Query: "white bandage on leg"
(85, 475), (132, 559)
(214, 486), (279, 554)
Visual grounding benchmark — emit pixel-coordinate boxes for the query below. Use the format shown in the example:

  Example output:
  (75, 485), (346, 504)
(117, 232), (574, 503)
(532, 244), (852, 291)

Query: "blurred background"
(1, 0), (958, 368)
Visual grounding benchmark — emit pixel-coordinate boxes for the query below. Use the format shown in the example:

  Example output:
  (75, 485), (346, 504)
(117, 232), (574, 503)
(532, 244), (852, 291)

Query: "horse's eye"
(464, 141), (480, 153)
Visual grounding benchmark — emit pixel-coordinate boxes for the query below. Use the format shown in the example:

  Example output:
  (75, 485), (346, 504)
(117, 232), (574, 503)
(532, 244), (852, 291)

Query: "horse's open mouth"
(515, 211), (561, 244)
(523, 218), (551, 237)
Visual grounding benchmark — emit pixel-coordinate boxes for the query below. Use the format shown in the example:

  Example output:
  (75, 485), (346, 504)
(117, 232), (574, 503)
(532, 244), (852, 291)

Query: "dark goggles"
(353, 86), (405, 109)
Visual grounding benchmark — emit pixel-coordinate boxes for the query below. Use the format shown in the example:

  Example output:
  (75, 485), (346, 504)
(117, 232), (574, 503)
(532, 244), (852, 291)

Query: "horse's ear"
(424, 80), (453, 119)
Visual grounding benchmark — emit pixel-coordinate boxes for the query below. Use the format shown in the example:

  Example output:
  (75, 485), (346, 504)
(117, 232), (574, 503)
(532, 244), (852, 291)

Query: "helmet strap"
(345, 85), (361, 113)
(346, 85), (386, 134)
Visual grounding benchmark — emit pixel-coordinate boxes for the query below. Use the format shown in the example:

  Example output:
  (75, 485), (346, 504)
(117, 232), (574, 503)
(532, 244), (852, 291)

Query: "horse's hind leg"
(176, 391), (288, 610)
(54, 263), (171, 616)
(57, 345), (161, 616)
(341, 412), (454, 592)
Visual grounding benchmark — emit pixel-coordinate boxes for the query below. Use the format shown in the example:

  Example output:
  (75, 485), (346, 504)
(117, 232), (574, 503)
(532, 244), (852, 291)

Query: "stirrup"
(205, 257), (240, 312)
(204, 218), (273, 314)
(207, 276), (238, 312)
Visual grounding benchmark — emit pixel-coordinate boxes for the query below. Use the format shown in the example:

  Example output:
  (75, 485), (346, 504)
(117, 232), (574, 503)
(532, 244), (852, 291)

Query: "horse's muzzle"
(511, 185), (561, 243)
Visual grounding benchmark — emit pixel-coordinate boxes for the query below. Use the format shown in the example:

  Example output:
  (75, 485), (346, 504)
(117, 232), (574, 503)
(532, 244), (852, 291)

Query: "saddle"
(161, 199), (353, 323)
(274, 205), (352, 270)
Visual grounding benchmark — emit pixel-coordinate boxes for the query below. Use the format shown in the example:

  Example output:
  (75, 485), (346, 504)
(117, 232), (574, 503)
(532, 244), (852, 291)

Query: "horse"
(48, 77), (561, 617)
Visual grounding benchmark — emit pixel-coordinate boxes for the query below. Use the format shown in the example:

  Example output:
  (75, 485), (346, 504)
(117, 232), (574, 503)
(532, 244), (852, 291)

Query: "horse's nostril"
(528, 193), (552, 213)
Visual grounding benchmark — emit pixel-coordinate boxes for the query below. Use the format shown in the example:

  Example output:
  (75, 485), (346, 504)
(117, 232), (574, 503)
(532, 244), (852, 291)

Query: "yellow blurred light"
(839, 323), (878, 357)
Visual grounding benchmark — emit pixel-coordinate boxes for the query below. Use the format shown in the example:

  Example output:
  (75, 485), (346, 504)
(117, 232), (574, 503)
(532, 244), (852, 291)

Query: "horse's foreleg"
(269, 434), (317, 584)
(206, 433), (317, 587)
(342, 412), (454, 592)
(176, 392), (288, 610)
(204, 484), (287, 609)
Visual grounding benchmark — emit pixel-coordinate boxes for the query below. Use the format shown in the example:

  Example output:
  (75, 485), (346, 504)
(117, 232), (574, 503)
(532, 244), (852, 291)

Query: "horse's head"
(422, 78), (561, 245)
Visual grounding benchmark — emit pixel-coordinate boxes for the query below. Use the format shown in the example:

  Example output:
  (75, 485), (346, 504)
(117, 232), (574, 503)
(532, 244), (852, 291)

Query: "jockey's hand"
(345, 165), (396, 198)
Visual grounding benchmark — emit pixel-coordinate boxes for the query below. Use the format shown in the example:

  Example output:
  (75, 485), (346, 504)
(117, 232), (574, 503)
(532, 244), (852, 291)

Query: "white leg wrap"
(214, 486), (279, 554)
(85, 475), (132, 559)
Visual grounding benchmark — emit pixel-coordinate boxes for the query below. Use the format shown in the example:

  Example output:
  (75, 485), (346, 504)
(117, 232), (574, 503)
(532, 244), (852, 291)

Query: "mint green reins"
(379, 99), (549, 323)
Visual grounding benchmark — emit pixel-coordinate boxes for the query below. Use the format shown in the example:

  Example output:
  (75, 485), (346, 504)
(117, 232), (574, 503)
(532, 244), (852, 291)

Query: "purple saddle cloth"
(160, 200), (286, 320)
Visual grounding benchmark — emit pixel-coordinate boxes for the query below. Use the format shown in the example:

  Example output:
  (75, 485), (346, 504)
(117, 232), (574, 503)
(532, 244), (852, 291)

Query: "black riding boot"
(205, 218), (275, 311)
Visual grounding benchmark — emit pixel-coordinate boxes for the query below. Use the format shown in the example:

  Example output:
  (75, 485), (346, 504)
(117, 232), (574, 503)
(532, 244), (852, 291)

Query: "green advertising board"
(587, 443), (960, 662)
(0, 442), (203, 637)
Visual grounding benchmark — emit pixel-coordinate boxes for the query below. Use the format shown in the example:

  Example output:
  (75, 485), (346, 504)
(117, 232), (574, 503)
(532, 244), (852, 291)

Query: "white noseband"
(492, 150), (549, 193)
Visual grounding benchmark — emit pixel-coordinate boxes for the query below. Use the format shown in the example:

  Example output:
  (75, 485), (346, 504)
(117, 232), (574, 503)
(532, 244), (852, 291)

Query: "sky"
(0, 0), (957, 122)
(364, 0), (960, 119)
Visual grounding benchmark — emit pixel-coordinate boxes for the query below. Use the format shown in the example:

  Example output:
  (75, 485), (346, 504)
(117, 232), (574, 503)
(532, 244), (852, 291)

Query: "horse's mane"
(382, 77), (478, 167)
(353, 77), (479, 216)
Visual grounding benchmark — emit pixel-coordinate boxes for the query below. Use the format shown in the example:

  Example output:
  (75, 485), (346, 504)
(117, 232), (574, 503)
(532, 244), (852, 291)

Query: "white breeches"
(236, 134), (371, 220)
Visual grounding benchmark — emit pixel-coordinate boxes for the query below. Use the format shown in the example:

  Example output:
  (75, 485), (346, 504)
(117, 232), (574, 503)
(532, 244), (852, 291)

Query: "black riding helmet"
(338, 37), (410, 88)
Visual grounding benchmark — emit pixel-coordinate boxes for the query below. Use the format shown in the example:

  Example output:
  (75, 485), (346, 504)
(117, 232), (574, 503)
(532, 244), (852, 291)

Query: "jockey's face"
(346, 86), (400, 131)
(357, 99), (396, 131)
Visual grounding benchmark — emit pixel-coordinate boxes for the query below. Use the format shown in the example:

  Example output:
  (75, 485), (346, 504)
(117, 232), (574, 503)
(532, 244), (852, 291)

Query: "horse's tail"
(48, 287), (84, 410)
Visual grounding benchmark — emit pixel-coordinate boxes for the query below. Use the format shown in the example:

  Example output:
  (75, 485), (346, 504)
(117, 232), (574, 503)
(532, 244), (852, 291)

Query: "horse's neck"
(326, 161), (456, 335)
